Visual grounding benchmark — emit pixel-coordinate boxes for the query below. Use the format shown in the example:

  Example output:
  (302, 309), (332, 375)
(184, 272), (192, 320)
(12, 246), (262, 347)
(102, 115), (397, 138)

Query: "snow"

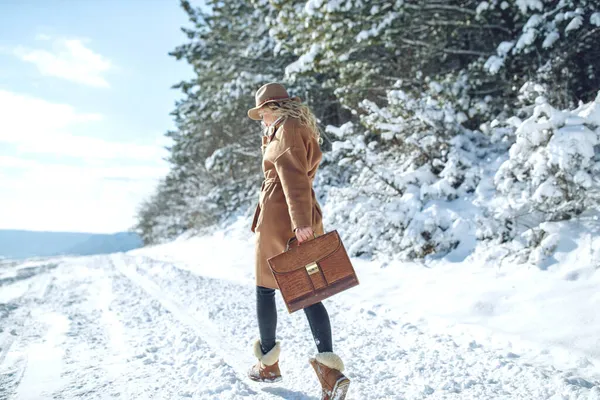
(205, 148), (223, 171)
(284, 43), (321, 76)
(326, 121), (354, 139)
(15, 311), (69, 399)
(304, 0), (324, 16)
(516, 0), (543, 14)
(494, 93), (600, 220)
(515, 27), (537, 51)
(1, 215), (599, 399)
(484, 55), (504, 74)
(524, 14), (543, 30)
(355, 12), (398, 43)
(543, 31), (560, 48)
(497, 41), (515, 56)
(531, 178), (561, 203)
(592, 13), (600, 27)
(565, 16), (584, 34)
(547, 124), (598, 170)
(476, 2), (490, 15)
(0, 278), (29, 303)
(485, 42), (514, 73)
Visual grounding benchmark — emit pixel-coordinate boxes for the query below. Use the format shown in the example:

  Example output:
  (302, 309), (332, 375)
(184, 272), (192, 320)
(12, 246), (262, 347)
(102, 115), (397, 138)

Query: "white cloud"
(0, 89), (102, 135)
(0, 155), (38, 169)
(0, 168), (158, 233)
(0, 90), (168, 233)
(0, 156), (168, 181)
(14, 37), (112, 87)
(0, 90), (163, 161)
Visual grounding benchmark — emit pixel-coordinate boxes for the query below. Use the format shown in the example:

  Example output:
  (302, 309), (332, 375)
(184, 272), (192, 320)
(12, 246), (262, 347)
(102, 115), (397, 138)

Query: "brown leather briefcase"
(267, 230), (359, 313)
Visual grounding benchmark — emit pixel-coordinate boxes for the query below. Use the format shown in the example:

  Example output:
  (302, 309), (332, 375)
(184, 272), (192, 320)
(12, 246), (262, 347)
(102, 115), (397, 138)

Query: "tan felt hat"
(248, 82), (301, 120)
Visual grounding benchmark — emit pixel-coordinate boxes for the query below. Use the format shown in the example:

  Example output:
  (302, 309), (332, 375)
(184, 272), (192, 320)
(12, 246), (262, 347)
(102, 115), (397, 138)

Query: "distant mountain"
(66, 232), (143, 256)
(0, 230), (143, 260)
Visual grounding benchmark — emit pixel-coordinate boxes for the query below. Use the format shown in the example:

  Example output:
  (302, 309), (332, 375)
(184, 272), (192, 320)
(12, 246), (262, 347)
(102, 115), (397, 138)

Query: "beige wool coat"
(250, 116), (325, 289)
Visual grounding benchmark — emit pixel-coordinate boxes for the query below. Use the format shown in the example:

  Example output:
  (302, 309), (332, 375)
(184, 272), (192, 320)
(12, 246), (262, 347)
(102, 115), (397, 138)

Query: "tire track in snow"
(110, 254), (282, 399)
(0, 263), (56, 400)
(0, 329), (17, 366)
(17, 256), (259, 399)
(0, 270), (53, 367)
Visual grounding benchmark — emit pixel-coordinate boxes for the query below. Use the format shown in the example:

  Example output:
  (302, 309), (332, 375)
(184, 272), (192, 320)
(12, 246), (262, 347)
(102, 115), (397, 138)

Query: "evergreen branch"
(440, 48), (489, 56)
(424, 21), (512, 34)
(403, 3), (477, 16)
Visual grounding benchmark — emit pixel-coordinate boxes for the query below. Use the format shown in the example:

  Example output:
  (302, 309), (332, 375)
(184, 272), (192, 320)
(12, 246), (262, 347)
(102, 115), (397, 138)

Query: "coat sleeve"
(273, 127), (312, 232)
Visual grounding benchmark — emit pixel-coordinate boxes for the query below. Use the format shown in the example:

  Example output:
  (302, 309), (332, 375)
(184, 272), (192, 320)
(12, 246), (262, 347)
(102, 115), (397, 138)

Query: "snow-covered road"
(0, 253), (598, 399)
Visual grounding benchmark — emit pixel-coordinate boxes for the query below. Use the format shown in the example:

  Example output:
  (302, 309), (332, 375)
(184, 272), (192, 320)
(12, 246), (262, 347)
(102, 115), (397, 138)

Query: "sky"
(0, 1), (202, 233)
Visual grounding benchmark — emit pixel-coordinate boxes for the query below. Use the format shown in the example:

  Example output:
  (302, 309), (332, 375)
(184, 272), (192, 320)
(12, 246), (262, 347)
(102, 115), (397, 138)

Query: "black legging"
(256, 285), (332, 354)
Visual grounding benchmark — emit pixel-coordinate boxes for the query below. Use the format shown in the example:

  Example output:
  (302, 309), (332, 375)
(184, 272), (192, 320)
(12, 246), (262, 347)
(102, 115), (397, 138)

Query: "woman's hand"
(295, 226), (314, 244)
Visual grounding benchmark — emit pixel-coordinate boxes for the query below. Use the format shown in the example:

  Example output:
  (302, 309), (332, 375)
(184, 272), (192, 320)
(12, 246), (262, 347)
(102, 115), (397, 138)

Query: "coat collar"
(261, 117), (286, 154)
(266, 116), (285, 143)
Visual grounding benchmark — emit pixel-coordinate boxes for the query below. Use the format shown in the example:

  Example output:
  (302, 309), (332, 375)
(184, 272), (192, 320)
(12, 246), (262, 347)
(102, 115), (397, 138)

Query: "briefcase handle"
(286, 232), (319, 251)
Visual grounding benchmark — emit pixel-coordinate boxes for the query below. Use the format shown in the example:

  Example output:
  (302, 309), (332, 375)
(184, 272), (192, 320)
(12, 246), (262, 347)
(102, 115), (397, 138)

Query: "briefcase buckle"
(305, 262), (319, 275)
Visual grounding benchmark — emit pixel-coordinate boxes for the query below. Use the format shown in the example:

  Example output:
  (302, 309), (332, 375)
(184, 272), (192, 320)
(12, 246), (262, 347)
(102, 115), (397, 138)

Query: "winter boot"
(309, 352), (350, 400)
(247, 340), (282, 383)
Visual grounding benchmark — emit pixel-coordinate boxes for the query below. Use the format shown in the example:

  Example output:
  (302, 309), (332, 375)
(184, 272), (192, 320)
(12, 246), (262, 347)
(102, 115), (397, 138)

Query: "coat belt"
(260, 177), (280, 191)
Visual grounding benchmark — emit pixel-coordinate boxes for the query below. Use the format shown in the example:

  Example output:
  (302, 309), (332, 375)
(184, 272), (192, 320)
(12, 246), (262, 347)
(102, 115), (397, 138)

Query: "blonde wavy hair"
(260, 100), (323, 146)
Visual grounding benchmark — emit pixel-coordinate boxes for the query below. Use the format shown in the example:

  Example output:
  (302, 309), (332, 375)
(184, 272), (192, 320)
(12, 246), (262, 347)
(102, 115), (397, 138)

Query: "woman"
(247, 82), (350, 400)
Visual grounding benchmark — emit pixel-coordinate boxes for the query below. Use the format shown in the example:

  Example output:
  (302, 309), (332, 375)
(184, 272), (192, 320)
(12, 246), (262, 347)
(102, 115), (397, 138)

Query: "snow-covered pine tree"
(136, 0), (356, 243)
(267, 1), (507, 258)
(477, 0), (600, 108)
(135, 0), (290, 243)
(494, 88), (600, 224)
(135, 0), (600, 262)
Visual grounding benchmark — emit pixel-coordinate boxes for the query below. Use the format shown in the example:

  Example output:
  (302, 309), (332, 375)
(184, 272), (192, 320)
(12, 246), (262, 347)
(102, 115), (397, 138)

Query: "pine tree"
(135, 0), (600, 258)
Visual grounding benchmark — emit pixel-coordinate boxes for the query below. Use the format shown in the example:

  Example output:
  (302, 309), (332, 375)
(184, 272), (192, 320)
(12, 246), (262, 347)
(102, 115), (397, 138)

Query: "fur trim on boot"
(253, 340), (280, 366)
(315, 352), (345, 372)
(248, 340), (282, 383)
(310, 352), (349, 400)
